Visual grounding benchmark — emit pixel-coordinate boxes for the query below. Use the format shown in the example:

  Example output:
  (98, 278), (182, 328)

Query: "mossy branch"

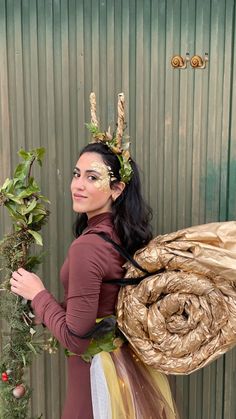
(0, 148), (50, 419)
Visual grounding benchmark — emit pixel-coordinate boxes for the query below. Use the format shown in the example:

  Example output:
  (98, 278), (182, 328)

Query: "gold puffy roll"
(117, 221), (236, 374)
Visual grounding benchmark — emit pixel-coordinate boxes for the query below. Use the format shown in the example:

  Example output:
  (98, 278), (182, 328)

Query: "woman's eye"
(88, 175), (98, 181)
(73, 170), (80, 178)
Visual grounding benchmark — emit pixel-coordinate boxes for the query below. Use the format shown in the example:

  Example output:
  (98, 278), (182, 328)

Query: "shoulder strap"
(95, 232), (149, 274)
(95, 232), (164, 286)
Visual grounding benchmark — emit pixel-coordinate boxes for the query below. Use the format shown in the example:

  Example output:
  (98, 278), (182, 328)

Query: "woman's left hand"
(10, 268), (45, 301)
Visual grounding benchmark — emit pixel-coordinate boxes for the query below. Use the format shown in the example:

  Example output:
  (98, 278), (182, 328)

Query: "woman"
(10, 140), (163, 418)
(10, 91), (179, 419)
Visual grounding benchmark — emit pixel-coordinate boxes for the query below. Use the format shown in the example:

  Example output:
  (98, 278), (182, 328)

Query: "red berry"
(1, 372), (8, 382)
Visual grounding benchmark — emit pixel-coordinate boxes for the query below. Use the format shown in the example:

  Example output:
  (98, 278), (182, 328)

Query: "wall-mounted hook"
(190, 53), (208, 69)
(171, 53), (190, 69)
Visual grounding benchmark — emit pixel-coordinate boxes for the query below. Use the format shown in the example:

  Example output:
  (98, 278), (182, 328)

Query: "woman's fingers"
(10, 276), (18, 285)
(10, 278), (21, 295)
(18, 267), (26, 275)
(9, 269), (45, 300)
(10, 272), (24, 296)
(11, 270), (23, 280)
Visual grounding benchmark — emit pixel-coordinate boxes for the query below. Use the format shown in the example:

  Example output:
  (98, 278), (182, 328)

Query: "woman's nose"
(72, 177), (85, 190)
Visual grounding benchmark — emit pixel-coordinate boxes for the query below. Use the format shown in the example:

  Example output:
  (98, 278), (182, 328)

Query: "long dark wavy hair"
(73, 142), (153, 255)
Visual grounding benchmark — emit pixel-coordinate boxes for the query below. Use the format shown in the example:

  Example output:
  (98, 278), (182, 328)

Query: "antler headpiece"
(86, 92), (133, 183)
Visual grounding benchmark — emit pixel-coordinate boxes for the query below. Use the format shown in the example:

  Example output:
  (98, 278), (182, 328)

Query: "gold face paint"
(90, 161), (112, 191)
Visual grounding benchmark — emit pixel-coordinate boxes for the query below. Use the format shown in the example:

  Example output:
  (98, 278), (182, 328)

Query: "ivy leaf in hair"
(85, 122), (100, 136)
(117, 154), (133, 183)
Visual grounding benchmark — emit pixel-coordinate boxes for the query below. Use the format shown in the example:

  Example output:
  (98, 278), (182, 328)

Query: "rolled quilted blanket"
(116, 221), (236, 374)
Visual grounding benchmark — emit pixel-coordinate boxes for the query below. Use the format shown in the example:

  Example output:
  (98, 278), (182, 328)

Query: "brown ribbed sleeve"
(31, 236), (110, 355)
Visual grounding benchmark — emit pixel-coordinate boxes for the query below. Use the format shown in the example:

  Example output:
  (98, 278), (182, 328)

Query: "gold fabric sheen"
(117, 221), (236, 374)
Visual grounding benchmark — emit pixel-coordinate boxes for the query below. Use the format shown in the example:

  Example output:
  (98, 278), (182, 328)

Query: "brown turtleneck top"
(32, 212), (125, 419)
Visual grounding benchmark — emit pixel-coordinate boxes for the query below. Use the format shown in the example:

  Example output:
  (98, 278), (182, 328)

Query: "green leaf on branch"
(4, 194), (23, 204)
(38, 194), (50, 203)
(35, 147), (46, 167)
(25, 254), (45, 271)
(14, 162), (31, 180)
(32, 203), (48, 215)
(28, 230), (43, 246)
(18, 187), (39, 199)
(21, 353), (26, 367)
(35, 147), (45, 159)
(4, 202), (23, 219)
(26, 342), (38, 355)
(20, 199), (37, 215)
(28, 214), (45, 224)
(28, 213), (33, 225)
(0, 178), (12, 191)
(18, 149), (31, 161)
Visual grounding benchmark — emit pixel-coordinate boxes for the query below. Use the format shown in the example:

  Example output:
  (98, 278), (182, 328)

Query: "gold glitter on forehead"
(90, 161), (112, 191)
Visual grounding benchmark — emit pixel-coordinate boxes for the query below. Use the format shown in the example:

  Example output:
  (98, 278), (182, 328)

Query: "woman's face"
(71, 152), (114, 218)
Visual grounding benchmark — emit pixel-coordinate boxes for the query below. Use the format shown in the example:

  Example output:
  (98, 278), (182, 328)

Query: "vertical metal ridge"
(227, 0), (236, 222)
(0, 0), (11, 179)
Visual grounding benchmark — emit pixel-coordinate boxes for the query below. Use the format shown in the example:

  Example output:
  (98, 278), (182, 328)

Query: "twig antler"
(117, 93), (125, 147)
(90, 92), (99, 127)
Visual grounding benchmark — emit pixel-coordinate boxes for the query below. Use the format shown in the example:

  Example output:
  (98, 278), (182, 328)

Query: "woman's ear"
(111, 182), (126, 201)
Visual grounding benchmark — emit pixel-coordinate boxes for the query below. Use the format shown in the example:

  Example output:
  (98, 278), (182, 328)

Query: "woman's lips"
(73, 193), (87, 200)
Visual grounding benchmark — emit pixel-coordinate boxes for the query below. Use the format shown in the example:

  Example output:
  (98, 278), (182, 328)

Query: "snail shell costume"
(117, 221), (236, 375)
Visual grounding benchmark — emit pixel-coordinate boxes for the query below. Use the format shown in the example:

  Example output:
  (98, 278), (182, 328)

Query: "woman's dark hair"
(73, 142), (153, 255)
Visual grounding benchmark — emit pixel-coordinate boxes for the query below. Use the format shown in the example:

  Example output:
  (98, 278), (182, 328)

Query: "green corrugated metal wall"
(0, 0), (236, 418)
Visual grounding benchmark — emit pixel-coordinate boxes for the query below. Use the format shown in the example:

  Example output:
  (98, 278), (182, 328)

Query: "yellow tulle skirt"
(90, 344), (179, 419)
